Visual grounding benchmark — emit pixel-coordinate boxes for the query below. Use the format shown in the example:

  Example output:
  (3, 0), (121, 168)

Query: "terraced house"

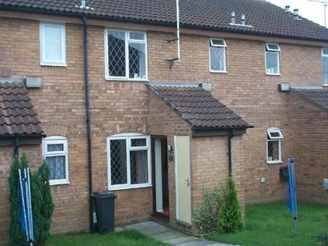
(1, 0), (328, 243)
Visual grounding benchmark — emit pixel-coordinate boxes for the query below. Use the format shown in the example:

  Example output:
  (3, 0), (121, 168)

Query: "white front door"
(174, 136), (192, 225)
(155, 139), (164, 213)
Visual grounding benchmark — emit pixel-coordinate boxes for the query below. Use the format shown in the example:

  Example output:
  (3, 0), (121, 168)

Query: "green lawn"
(208, 203), (328, 246)
(47, 230), (169, 246)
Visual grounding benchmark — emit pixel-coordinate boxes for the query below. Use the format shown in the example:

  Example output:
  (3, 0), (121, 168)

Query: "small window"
(265, 43), (280, 75)
(40, 23), (66, 66)
(266, 128), (283, 164)
(108, 134), (151, 190)
(209, 38), (227, 73)
(42, 136), (69, 185)
(105, 30), (147, 80)
(322, 48), (328, 85)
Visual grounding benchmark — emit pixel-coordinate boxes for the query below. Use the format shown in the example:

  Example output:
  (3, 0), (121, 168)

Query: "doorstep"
(124, 221), (237, 246)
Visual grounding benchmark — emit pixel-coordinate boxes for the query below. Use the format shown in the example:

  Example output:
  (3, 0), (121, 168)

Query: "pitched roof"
(147, 83), (251, 131)
(292, 87), (328, 111)
(1, 0), (328, 42)
(0, 82), (44, 137)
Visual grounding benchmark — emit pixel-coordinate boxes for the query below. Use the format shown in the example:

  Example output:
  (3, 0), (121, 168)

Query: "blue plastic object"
(287, 157), (297, 231)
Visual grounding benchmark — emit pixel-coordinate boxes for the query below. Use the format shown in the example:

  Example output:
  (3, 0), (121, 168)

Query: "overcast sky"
(267, 0), (326, 26)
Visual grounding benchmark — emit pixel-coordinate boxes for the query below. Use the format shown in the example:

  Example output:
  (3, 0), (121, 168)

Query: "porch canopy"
(146, 82), (251, 136)
(0, 81), (44, 145)
(291, 87), (328, 111)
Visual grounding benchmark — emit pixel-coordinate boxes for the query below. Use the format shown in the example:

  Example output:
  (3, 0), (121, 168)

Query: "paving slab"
(124, 221), (237, 246)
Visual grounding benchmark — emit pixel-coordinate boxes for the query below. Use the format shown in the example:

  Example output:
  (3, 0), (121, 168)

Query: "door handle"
(186, 177), (190, 187)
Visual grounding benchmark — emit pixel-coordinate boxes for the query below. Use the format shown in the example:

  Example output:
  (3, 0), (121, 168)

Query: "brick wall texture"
(0, 13), (327, 243)
(287, 93), (328, 204)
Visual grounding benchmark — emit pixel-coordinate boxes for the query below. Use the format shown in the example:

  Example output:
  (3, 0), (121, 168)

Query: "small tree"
(218, 177), (243, 233)
(32, 161), (54, 246)
(8, 154), (28, 246)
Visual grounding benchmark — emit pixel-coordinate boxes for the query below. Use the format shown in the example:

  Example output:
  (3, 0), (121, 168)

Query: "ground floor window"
(42, 136), (69, 185)
(107, 133), (151, 190)
(266, 128), (283, 164)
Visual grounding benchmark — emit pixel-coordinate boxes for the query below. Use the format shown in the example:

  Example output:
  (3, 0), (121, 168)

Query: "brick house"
(0, 0), (328, 243)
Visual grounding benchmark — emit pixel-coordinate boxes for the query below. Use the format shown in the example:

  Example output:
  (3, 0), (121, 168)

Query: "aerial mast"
(308, 0), (328, 27)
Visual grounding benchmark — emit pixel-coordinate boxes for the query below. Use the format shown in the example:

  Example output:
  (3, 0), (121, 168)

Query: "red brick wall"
(0, 145), (42, 246)
(0, 13), (325, 239)
(287, 93), (328, 204)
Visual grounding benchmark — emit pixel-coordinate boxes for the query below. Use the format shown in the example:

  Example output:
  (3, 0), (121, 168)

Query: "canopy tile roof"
(0, 82), (44, 137)
(147, 83), (251, 131)
(292, 87), (328, 111)
(1, 0), (328, 42)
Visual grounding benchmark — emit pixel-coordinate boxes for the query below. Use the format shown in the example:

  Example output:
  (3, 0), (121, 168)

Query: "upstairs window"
(266, 128), (283, 164)
(265, 43), (280, 75)
(40, 23), (66, 66)
(209, 38), (227, 72)
(322, 48), (328, 85)
(42, 136), (69, 185)
(107, 134), (151, 190)
(105, 30), (147, 80)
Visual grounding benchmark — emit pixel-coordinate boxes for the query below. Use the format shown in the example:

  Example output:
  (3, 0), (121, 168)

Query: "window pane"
(43, 24), (64, 63)
(129, 42), (146, 79)
(210, 46), (225, 71)
(131, 138), (147, 147)
(130, 150), (148, 184)
(46, 156), (66, 180)
(322, 56), (328, 84)
(211, 39), (225, 46)
(266, 52), (279, 74)
(47, 144), (64, 152)
(110, 139), (127, 185)
(268, 140), (280, 162)
(108, 31), (126, 77)
(130, 32), (145, 40)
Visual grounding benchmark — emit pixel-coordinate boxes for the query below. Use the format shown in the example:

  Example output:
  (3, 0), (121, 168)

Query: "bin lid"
(92, 191), (116, 199)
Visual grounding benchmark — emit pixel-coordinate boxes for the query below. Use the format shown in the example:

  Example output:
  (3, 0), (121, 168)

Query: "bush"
(218, 177), (243, 233)
(8, 155), (28, 246)
(9, 155), (54, 246)
(193, 186), (221, 235)
(32, 161), (54, 246)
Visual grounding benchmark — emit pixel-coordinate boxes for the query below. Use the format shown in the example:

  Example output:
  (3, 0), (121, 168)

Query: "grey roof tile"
(0, 0), (328, 42)
(0, 82), (44, 137)
(147, 83), (251, 130)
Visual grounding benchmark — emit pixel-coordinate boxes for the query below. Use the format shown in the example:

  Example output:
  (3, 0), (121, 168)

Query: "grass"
(208, 203), (328, 246)
(46, 230), (169, 246)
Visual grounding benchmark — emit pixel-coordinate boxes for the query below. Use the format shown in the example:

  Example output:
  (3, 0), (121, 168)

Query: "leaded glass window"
(108, 135), (151, 190)
(106, 30), (147, 80)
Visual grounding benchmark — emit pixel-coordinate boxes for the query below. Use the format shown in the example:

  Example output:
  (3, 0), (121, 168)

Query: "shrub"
(9, 155), (54, 246)
(8, 154), (28, 246)
(193, 186), (221, 235)
(32, 161), (54, 246)
(218, 177), (243, 233)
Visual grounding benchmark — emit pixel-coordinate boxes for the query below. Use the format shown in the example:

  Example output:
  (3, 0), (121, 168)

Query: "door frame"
(174, 136), (192, 225)
(151, 135), (169, 218)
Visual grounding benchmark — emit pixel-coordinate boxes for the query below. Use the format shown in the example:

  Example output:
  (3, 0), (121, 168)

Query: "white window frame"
(265, 43), (280, 76)
(209, 38), (227, 73)
(40, 23), (66, 66)
(321, 48), (328, 86)
(42, 136), (69, 186)
(107, 133), (152, 190)
(104, 29), (148, 81)
(266, 128), (283, 164)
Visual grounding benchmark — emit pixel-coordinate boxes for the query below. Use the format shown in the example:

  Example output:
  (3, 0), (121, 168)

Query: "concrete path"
(125, 221), (236, 246)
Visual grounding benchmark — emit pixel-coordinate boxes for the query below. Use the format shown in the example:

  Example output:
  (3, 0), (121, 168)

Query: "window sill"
(266, 73), (280, 76)
(108, 183), (152, 191)
(50, 179), (70, 186)
(105, 76), (149, 82)
(210, 70), (227, 74)
(41, 62), (67, 67)
(267, 161), (283, 165)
